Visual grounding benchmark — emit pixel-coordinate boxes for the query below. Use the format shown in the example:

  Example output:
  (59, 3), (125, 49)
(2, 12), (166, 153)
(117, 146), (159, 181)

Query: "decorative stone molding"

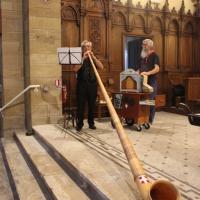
(89, 18), (101, 54)
(61, 4), (80, 26)
(194, 0), (200, 16)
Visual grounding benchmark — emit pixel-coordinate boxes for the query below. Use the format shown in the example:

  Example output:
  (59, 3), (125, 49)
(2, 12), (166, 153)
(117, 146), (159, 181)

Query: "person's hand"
(83, 50), (91, 60)
(141, 71), (150, 76)
(89, 51), (97, 60)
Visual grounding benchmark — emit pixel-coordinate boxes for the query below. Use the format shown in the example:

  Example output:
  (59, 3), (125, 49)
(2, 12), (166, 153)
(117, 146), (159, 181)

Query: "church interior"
(0, 0), (200, 199)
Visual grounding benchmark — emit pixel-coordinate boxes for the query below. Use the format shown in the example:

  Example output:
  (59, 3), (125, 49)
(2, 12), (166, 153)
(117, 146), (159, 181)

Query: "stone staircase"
(0, 124), (140, 200)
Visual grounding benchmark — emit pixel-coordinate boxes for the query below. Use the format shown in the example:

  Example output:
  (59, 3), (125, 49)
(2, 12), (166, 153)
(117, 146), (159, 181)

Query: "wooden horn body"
(88, 54), (181, 200)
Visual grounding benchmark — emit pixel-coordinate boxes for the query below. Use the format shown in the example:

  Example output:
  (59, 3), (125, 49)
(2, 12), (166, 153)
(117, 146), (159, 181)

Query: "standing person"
(138, 39), (160, 124)
(74, 40), (104, 132)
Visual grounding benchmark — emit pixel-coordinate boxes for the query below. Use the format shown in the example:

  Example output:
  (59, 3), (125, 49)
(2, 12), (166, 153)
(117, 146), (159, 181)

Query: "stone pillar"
(26, 0), (62, 127)
(1, 0), (62, 137)
(1, 0), (25, 137)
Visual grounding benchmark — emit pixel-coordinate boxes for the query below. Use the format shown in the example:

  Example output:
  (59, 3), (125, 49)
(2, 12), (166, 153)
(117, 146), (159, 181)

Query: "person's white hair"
(81, 40), (92, 47)
(143, 39), (154, 49)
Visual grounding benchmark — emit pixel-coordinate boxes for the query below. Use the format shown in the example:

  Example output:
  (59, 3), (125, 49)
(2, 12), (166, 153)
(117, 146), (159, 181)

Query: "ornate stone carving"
(171, 7), (177, 14)
(89, 18), (101, 54)
(61, 4), (80, 25)
(187, 9), (192, 16)
(184, 22), (193, 34)
(88, 0), (102, 9)
(136, 2), (142, 9)
(194, 0), (200, 17)
(163, 0), (170, 12)
(113, 12), (126, 26)
(179, 0), (185, 15)
(62, 6), (76, 20)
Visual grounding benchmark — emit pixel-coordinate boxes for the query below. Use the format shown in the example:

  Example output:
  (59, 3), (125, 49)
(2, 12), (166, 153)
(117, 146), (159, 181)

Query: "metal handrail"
(0, 85), (40, 113)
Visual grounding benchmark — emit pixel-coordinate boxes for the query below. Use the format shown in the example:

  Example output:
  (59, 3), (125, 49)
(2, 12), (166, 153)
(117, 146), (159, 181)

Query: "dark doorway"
(124, 36), (149, 70)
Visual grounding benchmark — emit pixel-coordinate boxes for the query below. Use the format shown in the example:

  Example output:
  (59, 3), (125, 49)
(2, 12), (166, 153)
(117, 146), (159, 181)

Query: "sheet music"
(57, 47), (82, 65)
(70, 47), (82, 64)
(57, 47), (70, 64)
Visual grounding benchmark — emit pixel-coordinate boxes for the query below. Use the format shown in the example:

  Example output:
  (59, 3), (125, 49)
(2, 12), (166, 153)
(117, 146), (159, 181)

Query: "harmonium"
(120, 69), (153, 93)
(111, 69), (154, 131)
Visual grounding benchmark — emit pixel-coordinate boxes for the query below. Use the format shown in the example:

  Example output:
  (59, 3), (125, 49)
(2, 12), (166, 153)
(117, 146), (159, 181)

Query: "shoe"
(89, 125), (96, 130)
(76, 126), (82, 132)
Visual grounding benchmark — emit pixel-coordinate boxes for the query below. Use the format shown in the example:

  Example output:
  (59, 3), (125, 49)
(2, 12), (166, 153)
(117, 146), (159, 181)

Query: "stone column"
(26, 0), (62, 128)
(1, 0), (62, 137)
(1, 0), (24, 137)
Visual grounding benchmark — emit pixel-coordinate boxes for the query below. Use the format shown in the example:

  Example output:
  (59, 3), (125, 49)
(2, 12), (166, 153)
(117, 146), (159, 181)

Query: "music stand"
(57, 47), (82, 65)
(57, 47), (82, 134)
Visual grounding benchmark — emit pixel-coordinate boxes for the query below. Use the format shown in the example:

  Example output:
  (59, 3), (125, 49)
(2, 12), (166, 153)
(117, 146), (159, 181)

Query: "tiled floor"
(64, 111), (200, 200)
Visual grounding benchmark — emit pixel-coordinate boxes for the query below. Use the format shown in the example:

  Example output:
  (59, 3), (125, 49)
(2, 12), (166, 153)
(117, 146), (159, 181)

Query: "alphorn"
(88, 54), (181, 200)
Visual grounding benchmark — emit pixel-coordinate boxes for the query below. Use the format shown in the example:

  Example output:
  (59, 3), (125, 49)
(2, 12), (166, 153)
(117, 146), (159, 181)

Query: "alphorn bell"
(88, 53), (181, 200)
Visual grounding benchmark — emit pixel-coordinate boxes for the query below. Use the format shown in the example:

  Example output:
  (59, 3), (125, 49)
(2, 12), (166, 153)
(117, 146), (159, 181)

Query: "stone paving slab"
(33, 125), (141, 200)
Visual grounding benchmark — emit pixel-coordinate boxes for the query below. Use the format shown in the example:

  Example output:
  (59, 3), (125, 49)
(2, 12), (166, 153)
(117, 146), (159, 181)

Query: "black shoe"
(76, 126), (82, 132)
(89, 125), (96, 130)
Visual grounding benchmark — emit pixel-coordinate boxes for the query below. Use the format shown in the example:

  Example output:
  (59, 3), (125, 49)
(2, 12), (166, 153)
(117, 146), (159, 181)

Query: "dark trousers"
(149, 81), (157, 123)
(76, 81), (97, 128)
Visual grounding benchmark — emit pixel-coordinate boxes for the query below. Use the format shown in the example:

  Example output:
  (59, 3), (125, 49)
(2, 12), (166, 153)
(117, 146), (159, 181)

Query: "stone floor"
(59, 111), (200, 199)
(1, 111), (200, 200)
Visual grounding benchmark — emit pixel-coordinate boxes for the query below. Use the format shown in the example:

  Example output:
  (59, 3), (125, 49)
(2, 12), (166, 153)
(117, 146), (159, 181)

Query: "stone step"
(2, 138), (45, 200)
(0, 140), (14, 200)
(33, 124), (140, 200)
(14, 133), (89, 200)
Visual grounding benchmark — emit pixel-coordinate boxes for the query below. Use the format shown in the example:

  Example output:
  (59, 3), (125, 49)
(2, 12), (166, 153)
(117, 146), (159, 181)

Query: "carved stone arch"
(183, 21), (194, 34)
(168, 19), (179, 34)
(151, 16), (163, 31)
(86, 0), (105, 11)
(133, 14), (145, 28)
(100, 0), (106, 11)
(112, 11), (127, 26)
(61, 5), (80, 26)
(98, 0), (109, 18)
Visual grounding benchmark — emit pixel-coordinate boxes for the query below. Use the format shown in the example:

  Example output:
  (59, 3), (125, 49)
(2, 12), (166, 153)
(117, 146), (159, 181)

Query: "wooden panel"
(155, 94), (166, 108)
(62, 21), (79, 47)
(110, 26), (123, 72)
(62, 16), (79, 107)
(87, 17), (106, 57)
(181, 36), (193, 72)
(166, 35), (178, 70)
(184, 78), (200, 101)
(153, 33), (163, 70)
